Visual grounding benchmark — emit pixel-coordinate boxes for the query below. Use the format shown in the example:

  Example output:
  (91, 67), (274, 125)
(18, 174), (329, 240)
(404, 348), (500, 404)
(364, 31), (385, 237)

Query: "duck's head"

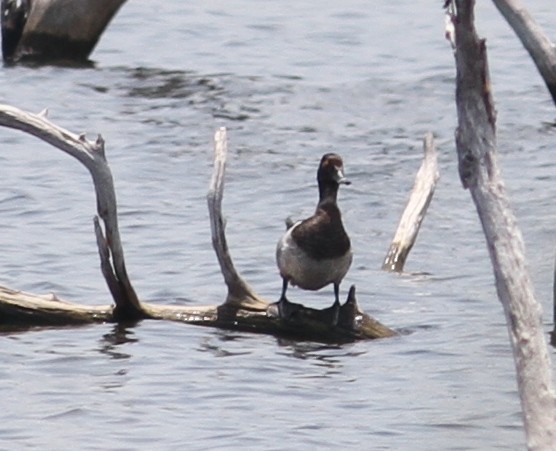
(317, 153), (351, 187)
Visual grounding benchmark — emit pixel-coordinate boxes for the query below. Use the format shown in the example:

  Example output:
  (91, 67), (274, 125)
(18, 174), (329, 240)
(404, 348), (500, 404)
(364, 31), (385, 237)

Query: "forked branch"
(0, 104), (144, 319)
(0, 108), (396, 341)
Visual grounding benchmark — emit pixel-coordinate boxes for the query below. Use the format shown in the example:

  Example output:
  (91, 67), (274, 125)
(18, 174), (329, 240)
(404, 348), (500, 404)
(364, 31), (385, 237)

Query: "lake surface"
(1, 0), (555, 449)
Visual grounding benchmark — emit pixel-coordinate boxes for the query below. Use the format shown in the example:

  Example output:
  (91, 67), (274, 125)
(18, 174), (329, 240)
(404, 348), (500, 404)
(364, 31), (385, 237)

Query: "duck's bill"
(334, 168), (351, 185)
(339, 177), (351, 185)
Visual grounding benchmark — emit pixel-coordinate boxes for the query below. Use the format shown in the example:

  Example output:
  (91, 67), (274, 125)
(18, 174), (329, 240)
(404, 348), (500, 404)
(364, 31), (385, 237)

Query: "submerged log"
(0, 105), (397, 342)
(446, 0), (556, 448)
(382, 132), (439, 272)
(1, 0), (126, 63)
(491, 0), (556, 107)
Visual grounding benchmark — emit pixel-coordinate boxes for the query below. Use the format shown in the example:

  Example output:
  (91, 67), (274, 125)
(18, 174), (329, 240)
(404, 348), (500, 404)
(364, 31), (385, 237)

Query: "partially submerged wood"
(0, 104), (145, 321)
(0, 283), (396, 342)
(0, 105), (397, 341)
(1, 0), (27, 59)
(0, 286), (112, 326)
(491, 0), (556, 107)
(382, 132), (439, 272)
(1, 0), (126, 63)
(446, 0), (556, 447)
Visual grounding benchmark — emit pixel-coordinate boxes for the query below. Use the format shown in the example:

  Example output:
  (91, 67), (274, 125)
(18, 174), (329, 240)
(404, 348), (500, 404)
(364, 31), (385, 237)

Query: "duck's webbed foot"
(268, 295), (302, 320)
(267, 279), (302, 319)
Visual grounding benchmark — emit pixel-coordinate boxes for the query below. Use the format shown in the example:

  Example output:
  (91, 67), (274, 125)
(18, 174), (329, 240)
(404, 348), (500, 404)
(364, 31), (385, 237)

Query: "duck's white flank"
(276, 222), (353, 291)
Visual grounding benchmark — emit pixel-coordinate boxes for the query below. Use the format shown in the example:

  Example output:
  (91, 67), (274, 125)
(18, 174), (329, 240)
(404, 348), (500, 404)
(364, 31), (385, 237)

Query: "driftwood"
(491, 0), (556, 107)
(382, 132), (439, 272)
(446, 1), (556, 448)
(0, 105), (398, 342)
(1, 0), (126, 63)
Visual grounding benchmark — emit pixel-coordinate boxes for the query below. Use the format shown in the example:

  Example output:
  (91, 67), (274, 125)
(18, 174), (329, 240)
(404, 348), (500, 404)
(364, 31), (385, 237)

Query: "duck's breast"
(276, 222), (352, 291)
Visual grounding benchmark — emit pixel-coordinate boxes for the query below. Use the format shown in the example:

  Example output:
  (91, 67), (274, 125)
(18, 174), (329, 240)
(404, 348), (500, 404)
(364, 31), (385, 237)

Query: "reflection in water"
(1, 0), (553, 447)
(276, 339), (366, 368)
(197, 329), (254, 358)
(98, 323), (139, 360)
(96, 324), (139, 392)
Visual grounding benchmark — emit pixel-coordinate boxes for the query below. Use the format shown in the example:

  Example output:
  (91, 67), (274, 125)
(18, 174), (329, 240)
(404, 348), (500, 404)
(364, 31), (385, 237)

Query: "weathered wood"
(0, 104), (144, 320)
(208, 128), (268, 309)
(0, 105), (397, 341)
(0, 282), (396, 342)
(382, 132), (439, 272)
(491, 0), (556, 107)
(1, 0), (126, 63)
(0, 286), (113, 327)
(552, 255), (556, 345)
(1, 0), (28, 60)
(447, 1), (556, 448)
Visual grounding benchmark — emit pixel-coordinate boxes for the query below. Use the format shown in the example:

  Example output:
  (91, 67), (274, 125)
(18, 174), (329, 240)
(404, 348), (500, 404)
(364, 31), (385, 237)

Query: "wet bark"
(446, 1), (556, 448)
(382, 132), (439, 272)
(1, 0), (126, 63)
(0, 105), (397, 342)
(491, 0), (556, 107)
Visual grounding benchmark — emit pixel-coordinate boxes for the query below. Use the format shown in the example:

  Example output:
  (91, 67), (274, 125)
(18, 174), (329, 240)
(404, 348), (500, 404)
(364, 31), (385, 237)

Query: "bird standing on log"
(276, 153), (352, 322)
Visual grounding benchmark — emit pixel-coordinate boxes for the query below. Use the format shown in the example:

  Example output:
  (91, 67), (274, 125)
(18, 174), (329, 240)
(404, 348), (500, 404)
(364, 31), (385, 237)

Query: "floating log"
(0, 105), (397, 342)
(446, 0), (556, 447)
(1, 0), (126, 63)
(382, 132), (439, 272)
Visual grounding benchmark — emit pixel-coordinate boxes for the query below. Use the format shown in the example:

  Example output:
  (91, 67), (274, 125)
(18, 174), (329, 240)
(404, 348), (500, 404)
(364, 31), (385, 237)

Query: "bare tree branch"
(0, 109), (396, 341)
(0, 104), (144, 319)
(0, 286), (113, 326)
(207, 128), (267, 309)
(552, 255), (556, 345)
(382, 132), (439, 272)
(447, 1), (556, 447)
(491, 0), (556, 106)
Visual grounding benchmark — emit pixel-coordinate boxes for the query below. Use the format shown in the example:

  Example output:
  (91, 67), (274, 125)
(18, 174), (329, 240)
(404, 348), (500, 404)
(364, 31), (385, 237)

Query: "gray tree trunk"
(447, 1), (556, 448)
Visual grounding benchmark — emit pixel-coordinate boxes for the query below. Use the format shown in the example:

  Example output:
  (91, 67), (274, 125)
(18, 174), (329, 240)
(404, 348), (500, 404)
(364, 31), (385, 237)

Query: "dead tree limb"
(447, 1), (556, 448)
(0, 286), (113, 326)
(382, 132), (439, 272)
(552, 255), (556, 345)
(1, 0), (126, 63)
(0, 104), (144, 320)
(491, 0), (556, 107)
(0, 107), (396, 341)
(207, 128), (268, 309)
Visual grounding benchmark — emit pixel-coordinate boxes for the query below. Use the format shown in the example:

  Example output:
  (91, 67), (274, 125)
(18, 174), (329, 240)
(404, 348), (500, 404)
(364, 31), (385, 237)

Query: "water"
(1, 0), (555, 449)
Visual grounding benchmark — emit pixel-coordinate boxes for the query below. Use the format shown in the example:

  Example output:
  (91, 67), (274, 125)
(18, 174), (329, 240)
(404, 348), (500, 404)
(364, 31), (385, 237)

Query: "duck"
(275, 153), (352, 321)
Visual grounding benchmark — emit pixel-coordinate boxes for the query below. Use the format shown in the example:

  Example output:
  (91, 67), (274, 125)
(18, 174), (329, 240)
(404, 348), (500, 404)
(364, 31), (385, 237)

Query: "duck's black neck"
(318, 180), (339, 205)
